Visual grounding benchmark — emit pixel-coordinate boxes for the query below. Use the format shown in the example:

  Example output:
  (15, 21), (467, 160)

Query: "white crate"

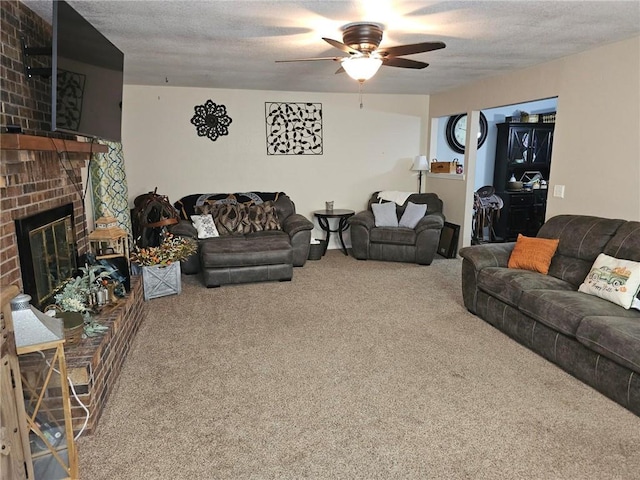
(142, 263), (181, 300)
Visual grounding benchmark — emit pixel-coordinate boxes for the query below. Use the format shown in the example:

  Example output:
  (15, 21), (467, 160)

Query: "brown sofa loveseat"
(170, 192), (313, 287)
(460, 215), (640, 415)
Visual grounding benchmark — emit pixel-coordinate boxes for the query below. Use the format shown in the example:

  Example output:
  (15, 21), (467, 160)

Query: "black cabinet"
(493, 122), (554, 192)
(492, 121), (554, 241)
(495, 190), (548, 241)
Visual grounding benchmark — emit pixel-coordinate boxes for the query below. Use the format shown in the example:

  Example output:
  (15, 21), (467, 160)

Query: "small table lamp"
(411, 155), (429, 193)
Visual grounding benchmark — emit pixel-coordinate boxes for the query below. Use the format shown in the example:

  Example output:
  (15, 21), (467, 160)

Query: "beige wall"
(427, 36), (640, 248)
(122, 86), (429, 248)
(123, 36), (639, 251)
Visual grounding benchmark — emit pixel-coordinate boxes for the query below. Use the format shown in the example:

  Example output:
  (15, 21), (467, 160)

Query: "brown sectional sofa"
(460, 215), (640, 415)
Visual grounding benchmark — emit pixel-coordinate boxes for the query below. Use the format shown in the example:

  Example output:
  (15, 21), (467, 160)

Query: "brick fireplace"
(1, 1), (114, 288)
(1, 1), (146, 435)
(1, 138), (149, 439)
(0, 146), (89, 290)
(1, 0), (84, 290)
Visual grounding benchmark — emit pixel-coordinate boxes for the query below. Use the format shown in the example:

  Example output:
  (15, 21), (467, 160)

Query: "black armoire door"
(493, 121), (554, 241)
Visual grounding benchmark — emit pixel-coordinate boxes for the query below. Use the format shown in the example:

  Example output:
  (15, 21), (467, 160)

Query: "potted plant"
(51, 264), (117, 342)
(130, 233), (197, 300)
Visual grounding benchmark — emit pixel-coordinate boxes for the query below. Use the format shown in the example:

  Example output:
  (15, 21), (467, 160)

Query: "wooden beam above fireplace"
(1, 134), (109, 154)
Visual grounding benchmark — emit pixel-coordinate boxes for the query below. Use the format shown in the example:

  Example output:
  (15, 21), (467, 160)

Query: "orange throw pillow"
(508, 234), (560, 274)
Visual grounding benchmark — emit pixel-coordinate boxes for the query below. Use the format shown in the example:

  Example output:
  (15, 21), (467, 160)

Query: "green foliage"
(54, 264), (116, 312)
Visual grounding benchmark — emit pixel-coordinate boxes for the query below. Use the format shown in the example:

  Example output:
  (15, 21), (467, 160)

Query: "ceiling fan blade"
(335, 66), (345, 74)
(322, 37), (360, 54)
(275, 57), (343, 63)
(382, 57), (429, 69)
(379, 41), (446, 57)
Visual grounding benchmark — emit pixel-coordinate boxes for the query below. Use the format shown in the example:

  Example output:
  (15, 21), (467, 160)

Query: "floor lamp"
(411, 155), (429, 193)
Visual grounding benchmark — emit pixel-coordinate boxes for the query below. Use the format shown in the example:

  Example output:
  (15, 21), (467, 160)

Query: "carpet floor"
(77, 251), (640, 479)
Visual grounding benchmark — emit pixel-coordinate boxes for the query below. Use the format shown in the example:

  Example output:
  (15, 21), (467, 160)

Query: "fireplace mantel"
(1, 133), (103, 288)
(1, 134), (109, 154)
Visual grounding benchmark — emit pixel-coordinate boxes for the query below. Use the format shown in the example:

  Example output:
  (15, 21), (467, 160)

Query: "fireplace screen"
(29, 216), (77, 305)
(16, 204), (78, 308)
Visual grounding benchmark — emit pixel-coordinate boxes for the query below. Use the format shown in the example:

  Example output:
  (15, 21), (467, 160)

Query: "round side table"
(312, 209), (355, 256)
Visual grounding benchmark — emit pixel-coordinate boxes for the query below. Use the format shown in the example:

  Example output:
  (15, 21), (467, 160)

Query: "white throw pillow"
(371, 202), (398, 227)
(399, 201), (427, 228)
(578, 253), (640, 309)
(191, 214), (219, 239)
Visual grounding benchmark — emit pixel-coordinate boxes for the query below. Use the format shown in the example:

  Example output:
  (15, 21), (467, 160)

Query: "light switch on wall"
(553, 185), (565, 198)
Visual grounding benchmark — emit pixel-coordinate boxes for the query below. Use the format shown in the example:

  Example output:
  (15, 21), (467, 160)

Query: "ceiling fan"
(276, 22), (446, 83)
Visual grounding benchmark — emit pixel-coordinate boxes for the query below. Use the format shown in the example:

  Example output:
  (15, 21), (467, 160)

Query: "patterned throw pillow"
(195, 202), (214, 216)
(507, 234), (560, 274)
(196, 200), (282, 235)
(198, 203), (242, 235)
(234, 204), (253, 235)
(578, 253), (640, 309)
(191, 214), (219, 239)
(244, 201), (281, 232)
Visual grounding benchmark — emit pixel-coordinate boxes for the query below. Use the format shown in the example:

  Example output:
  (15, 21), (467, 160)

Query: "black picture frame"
(265, 102), (323, 155)
(438, 222), (460, 258)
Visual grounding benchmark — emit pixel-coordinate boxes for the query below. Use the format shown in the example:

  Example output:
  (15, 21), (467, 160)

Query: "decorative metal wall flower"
(191, 100), (232, 141)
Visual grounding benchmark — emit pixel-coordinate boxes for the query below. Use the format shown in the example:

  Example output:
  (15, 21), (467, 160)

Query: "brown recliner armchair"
(348, 192), (445, 265)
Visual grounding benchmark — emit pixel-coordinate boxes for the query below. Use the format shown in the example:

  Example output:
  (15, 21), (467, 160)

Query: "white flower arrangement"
(54, 277), (90, 312)
(57, 296), (87, 313)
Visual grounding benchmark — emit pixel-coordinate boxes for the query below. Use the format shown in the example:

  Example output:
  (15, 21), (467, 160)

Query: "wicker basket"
(62, 315), (84, 345)
(46, 306), (84, 346)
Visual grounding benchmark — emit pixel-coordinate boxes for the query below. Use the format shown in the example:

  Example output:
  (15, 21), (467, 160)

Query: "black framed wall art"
(265, 102), (323, 155)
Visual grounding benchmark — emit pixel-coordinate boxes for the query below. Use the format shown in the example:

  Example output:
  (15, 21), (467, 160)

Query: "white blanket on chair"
(377, 191), (413, 205)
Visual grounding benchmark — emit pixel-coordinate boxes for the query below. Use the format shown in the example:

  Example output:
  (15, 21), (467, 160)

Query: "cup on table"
(325, 201), (334, 212)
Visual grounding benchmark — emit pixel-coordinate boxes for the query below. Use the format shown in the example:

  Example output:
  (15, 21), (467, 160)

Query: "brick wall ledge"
(64, 275), (146, 435)
(1, 134), (108, 154)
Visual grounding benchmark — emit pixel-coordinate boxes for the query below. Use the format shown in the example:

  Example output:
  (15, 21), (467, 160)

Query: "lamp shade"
(342, 56), (383, 81)
(411, 155), (429, 171)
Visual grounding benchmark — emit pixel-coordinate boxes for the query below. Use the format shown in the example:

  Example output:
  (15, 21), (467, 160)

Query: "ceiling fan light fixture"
(341, 55), (383, 82)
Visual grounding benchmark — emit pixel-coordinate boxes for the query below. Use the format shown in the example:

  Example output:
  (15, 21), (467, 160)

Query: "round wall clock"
(445, 112), (488, 154)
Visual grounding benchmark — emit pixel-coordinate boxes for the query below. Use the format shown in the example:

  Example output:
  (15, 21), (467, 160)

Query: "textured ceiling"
(21, 0), (640, 95)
